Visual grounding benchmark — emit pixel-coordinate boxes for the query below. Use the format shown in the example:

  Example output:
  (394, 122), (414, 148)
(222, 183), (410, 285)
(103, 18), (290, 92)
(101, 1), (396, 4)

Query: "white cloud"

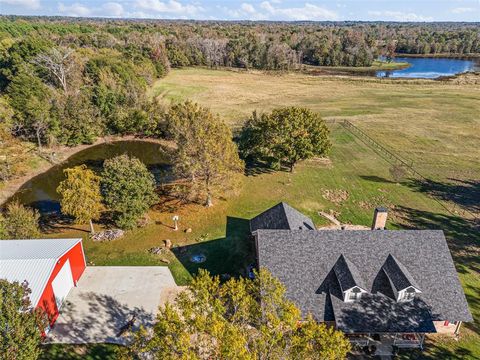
(57, 1), (126, 17)
(367, 10), (433, 22)
(451, 7), (475, 14)
(240, 3), (255, 14)
(58, 2), (91, 17)
(229, 1), (338, 21)
(259, 2), (338, 21)
(0, 0), (41, 10)
(102, 2), (124, 17)
(135, 0), (203, 17)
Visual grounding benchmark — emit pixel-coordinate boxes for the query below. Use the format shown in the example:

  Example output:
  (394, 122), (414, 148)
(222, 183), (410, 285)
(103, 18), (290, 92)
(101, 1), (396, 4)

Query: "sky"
(0, 0), (479, 22)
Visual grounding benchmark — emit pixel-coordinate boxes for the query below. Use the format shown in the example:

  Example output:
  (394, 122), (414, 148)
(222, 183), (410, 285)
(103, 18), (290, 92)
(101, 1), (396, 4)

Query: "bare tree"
(32, 47), (75, 93)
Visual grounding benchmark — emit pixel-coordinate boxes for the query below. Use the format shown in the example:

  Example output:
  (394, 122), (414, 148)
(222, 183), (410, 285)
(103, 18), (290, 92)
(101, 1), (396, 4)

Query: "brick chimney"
(372, 207), (388, 230)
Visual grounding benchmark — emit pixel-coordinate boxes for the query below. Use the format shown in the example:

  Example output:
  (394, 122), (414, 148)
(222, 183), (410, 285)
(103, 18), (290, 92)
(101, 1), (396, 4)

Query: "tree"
(166, 101), (244, 207)
(239, 107), (331, 172)
(101, 154), (157, 229)
(0, 279), (48, 360)
(57, 165), (103, 234)
(120, 269), (350, 359)
(32, 47), (75, 93)
(0, 201), (40, 239)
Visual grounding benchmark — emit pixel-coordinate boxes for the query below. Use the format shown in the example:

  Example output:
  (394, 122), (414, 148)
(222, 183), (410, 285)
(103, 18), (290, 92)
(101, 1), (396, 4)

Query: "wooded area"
(0, 17), (479, 182)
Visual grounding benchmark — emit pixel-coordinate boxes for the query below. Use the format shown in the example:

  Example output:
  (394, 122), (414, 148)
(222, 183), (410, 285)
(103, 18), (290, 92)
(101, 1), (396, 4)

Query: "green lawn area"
(42, 68), (479, 359)
(39, 344), (119, 360)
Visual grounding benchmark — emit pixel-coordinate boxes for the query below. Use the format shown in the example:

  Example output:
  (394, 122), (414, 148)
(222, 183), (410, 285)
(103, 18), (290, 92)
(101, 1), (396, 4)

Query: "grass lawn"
(41, 68), (479, 358)
(39, 344), (119, 360)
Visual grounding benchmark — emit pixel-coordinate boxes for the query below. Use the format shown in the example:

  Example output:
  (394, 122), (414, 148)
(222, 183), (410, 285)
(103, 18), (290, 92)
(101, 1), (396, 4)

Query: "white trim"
(31, 238), (83, 307)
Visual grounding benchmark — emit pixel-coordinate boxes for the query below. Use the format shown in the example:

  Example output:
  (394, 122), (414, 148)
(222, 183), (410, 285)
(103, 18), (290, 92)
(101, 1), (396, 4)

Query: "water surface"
(8, 141), (171, 214)
(376, 57), (479, 79)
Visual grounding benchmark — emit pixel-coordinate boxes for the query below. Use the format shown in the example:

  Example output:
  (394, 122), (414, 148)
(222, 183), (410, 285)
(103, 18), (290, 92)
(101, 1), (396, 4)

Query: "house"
(251, 203), (472, 349)
(0, 238), (86, 327)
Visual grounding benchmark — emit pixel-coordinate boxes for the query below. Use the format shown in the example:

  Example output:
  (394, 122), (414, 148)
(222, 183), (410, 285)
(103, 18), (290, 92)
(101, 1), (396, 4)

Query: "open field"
(150, 68), (480, 184)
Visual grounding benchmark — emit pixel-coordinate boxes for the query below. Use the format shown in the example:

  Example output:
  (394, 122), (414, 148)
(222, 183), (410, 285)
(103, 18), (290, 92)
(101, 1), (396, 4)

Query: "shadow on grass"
(395, 343), (474, 360)
(172, 216), (254, 279)
(359, 175), (396, 184)
(406, 178), (480, 214)
(39, 343), (120, 360)
(244, 159), (276, 177)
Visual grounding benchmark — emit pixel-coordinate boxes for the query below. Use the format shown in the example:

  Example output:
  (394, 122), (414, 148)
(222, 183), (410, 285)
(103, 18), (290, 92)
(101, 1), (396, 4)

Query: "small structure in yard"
(250, 203), (473, 351)
(0, 238), (86, 327)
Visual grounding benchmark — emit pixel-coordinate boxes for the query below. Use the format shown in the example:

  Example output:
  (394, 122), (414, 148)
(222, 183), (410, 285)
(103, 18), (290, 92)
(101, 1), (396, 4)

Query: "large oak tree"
(166, 101), (244, 207)
(101, 154), (157, 229)
(240, 107), (331, 172)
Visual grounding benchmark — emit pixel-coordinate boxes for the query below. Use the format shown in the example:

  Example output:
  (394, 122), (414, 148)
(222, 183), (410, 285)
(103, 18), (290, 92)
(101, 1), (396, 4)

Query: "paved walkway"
(47, 266), (178, 344)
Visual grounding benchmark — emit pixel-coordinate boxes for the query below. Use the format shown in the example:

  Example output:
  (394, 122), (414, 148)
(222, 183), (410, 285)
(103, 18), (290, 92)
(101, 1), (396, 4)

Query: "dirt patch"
(322, 189), (349, 205)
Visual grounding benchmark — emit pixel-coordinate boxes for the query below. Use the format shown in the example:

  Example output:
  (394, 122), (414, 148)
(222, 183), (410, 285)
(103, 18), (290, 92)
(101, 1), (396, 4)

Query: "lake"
(7, 141), (171, 214)
(376, 57), (480, 79)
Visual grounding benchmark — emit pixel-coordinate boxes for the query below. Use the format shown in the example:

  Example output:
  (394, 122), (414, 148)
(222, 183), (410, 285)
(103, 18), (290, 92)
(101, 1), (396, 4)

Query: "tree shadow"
(406, 178), (480, 214)
(244, 159), (276, 177)
(47, 292), (153, 345)
(359, 175), (396, 184)
(172, 216), (254, 279)
(392, 206), (479, 265)
(40, 213), (91, 234)
(395, 341), (474, 360)
(335, 294), (438, 334)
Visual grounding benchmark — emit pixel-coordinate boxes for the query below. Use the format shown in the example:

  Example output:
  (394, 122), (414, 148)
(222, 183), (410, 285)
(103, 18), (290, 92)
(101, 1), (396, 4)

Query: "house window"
(400, 287), (416, 301)
(348, 287), (362, 301)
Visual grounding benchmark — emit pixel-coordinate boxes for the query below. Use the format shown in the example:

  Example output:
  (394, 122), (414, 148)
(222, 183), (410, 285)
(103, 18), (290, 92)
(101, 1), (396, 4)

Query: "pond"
(7, 141), (171, 214)
(376, 56), (480, 79)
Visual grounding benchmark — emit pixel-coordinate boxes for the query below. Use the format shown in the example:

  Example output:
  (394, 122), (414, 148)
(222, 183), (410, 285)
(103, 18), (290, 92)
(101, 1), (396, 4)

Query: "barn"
(0, 238), (86, 326)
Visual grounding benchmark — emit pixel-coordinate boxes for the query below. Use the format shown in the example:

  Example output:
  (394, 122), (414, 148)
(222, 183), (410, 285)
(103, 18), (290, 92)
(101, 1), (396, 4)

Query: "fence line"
(328, 119), (478, 221)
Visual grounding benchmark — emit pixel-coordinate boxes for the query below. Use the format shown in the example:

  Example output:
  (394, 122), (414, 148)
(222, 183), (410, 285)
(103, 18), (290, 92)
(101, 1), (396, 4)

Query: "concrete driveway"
(47, 266), (180, 344)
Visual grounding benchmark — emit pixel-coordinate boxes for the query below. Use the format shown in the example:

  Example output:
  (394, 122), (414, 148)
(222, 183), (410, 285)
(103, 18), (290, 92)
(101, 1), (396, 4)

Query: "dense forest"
(0, 17), (479, 181)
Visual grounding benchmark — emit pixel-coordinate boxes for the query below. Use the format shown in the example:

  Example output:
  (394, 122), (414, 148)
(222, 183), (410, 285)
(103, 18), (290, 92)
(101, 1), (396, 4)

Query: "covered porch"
(347, 332), (425, 349)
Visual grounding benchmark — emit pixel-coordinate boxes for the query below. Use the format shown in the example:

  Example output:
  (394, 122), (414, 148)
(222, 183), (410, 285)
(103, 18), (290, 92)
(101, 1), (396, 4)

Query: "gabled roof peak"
(382, 254), (421, 292)
(333, 254), (367, 292)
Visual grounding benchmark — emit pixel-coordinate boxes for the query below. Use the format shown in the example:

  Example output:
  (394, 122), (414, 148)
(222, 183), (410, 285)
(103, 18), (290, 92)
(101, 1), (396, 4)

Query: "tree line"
(1, 18), (478, 182)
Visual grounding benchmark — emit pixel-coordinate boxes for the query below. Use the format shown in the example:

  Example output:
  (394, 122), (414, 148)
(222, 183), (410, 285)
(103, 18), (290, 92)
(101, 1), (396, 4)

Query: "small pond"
(7, 141), (171, 214)
(376, 56), (480, 79)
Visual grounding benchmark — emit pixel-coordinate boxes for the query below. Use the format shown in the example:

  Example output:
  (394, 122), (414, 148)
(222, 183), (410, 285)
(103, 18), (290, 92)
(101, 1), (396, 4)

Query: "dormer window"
(348, 287), (364, 301)
(332, 255), (368, 302)
(381, 254), (422, 302)
(398, 286), (419, 302)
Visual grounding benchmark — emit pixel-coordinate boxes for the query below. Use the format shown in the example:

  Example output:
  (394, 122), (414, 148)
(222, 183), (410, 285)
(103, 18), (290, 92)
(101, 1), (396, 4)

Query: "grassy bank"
(303, 60), (410, 75)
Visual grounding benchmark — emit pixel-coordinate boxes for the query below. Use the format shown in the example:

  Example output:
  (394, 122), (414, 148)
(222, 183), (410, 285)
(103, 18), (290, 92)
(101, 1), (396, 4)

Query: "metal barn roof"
(0, 239), (82, 307)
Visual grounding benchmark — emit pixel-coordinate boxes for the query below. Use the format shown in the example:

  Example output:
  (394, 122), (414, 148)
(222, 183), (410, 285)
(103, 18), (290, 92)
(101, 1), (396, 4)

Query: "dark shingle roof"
(250, 202), (315, 232)
(255, 229), (472, 333)
(382, 254), (421, 291)
(333, 255), (367, 292)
